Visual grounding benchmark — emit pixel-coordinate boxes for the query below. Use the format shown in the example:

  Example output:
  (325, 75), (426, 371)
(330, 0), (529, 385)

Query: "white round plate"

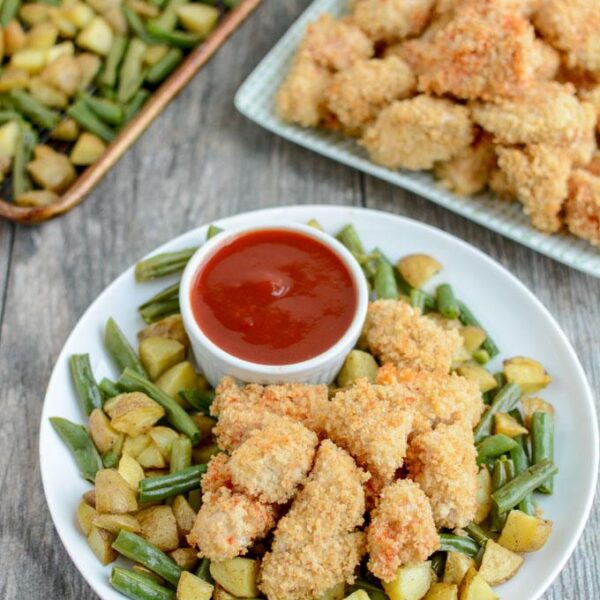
(40, 205), (598, 600)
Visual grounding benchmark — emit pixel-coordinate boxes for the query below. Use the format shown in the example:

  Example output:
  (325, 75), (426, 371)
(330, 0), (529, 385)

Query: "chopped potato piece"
(83, 489), (96, 508)
(62, 2), (95, 28)
(0, 121), (20, 157)
(76, 52), (101, 88)
(149, 426), (179, 459)
(176, 4), (219, 36)
(456, 363), (497, 392)
(138, 314), (189, 349)
(87, 525), (118, 565)
(29, 77), (69, 108)
(460, 326), (487, 354)
(41, 54), (81, 95)
(51, 117), (80, 141)
(20, 3), (50, 26)
(0, 67), (29, 91)
(137, 440), (168, 469)
(522, 397), (555, 429)
(458, 567), (498, 600)
(498, 510), (553, 552)
(337, 349), (378, 387)
(127, 0), (160, 18)
(191, 413), (216, 441)
(14, 190), (60, 207)
(443, 552), (475, 586)
(155, 361), (198, 402)
(49, 7), (77, 37)
(478, 539), (523, 586)
(320, 585), (346, 600)
(11, 48), (46, 74)
(213, 586), (236, 600)
(118, 453), (145, 490)
(27, 147), (76, 193)
(93, 513), (141, 534)
(383, 562), (433, 600)
(177, 571), (214, 600)
(123, 433), (152, 458)
(504, 356), (551, 394)
(46, 41), (75, 63)
(103, 5), (128, 35)
(474, 466), (493, 524)
(170, 547), (199, 570)
(95, 468), (138, 514)
(172, 494), (196, 536)
(88, 408), (121, 454)
(424, 583), (458, 600)
(343, 591), (369, 600)
(76, 497), (98, 535)
(397, 254), (442, 288)
(144, 44), (169, 66)
(5, 20), (27, 56)
(76, 16), (113, 55)
(139, 336), (186, 380)
(105, 392), (165, 436)
(210, 558), (260, 598)
(27, 22), (59, 50)
(494, 413), (528, 437)
(138, 505), (179, 552)
(70, 132), (106, 165)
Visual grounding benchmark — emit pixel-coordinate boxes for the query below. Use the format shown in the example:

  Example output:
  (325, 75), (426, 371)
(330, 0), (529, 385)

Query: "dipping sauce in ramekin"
(179, 223), (368, 385)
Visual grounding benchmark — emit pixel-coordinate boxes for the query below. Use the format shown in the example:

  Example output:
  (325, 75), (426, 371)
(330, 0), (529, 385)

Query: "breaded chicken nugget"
(276, 57), (332, 127)
(580, 86), (600, 133)
(488, 166), (517, 201)
(565, 169), (600, 246)
(326, 379), (415, 481)
(533, 0), (600, 77)
(471, 82), (593, 146)
(367, 480), (439, 582)
(351, 0), (435, 42)
(228, 417), (318, 504)
(532, 38), (561, 81)
(433, 131), (496, 196)
(435, 0), (542, 17)
(187, 488), (277, 561)
(585, 152), (600, 177)
(325, 56), (415, 134)
(297, 14), (373, 72)
(496, 144), (572, 233)
(361, 96), (473, 170)
(201, 452), (231, 494)
(364, 299), (463, 372)
(406, 423), (478, 529)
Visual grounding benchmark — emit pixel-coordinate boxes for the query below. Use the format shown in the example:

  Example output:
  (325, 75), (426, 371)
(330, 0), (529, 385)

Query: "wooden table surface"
(0, 2), (598, 598)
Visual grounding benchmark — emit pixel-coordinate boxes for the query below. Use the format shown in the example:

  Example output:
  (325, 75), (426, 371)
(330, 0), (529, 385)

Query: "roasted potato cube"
(0, 67), (29, 92)
(89, 408), (121, 454)
(127, 0), (159, 18)
(460, 326), (487, 354)
(83, 489), (96, 508)
(139, 336), (186, 380)
(474, 466), (493, 524)
(118, 453), (145, 490)
(397, 254), (442, 288)
(503, 356), (551, 394)
(443, 552), (475, 586)
(28, 77), (68, 108)
(137, 440), (168, 469)
(70, 132), (106, 165)
(123, 433), (152, 458)
(494, 413), (528, 437)
(46, 40), (75, 63)
(458, 567), (498, 600)
(20, 3), (51, 26)
(103, 5), (128, 34)
(191, 414), (216, 441)
(478, 539), (524, 586)
(424, 583), (458, 600)
(0, 120), (20, 157)
(170, 547), (199, 570)
(172, 494), (196, 536)
(105, 392), (165, 436)
(456, 363), (497, 393)
(5, 20), (27, 56)
(27, 147), (76, 193)
(383, 562), (433, 600)
(176, 3), (219, 36)
(50, 117), (80, 141)
(11, 48), (46, 74)
(498, 510), (553, 552)
(144, 44), (169, 66)
(522, 397), (555, 429)
(213, 586), (236, 600)
(40, 54), (81, 95)
(14, 190), (59, 207)
(149, 426), (179, 459)
(319, 582), (346, 600)
(138, 505), (179, 552)
(343, 591), (369, 600)
(76, 16), (113, 55)
(155, 361), (198, 403)
(87, 525), (118, 565)
(76, 497), (98, 535)
(62, 2), (95, 28)
(95, 468), (138, 514)
(210, 558), (259, 598)
(177, 571), (214, 600)
(76, 52), (101, 88)
(337, 350), (378, 387)
(49, 7), (77, 37)
(92, 513), (141, 534)
(27, 23), (59, 50)
(138, 314), (189, 349)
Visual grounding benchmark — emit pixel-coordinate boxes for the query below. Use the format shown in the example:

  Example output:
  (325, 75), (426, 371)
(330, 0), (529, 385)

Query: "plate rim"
(39, 204), (599, 600)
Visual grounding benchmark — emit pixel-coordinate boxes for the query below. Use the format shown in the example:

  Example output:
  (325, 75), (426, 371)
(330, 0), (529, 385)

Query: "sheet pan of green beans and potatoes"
(51, 221), (558, 600)
(0, 0), (240, 207)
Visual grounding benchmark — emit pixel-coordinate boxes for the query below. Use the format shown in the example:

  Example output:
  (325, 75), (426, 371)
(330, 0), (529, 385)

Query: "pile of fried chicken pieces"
(276, 0), (600, 246)
(186, 299), (486, 600)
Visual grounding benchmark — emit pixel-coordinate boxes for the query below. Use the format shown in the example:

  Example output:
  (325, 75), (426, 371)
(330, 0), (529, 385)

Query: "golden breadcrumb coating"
(435, 0), (542, 17)
(364, 299), (463, 373)
(532, 38), (561, 81)
(471, 82), (594, 146)
(488, 166), (516, 200)
(367, 480), (440, 582)
(276, 57), (332, 127)
(325, 379), (415, 481)
(228, 417), (318, 504)
(259, 440), (368, 600)
(187, 487), (277, 561)
(496, 144), (572, 233)
(407, 2), (538, 100)
(351, 0), (435, 42)
(580, 86), (600, 133)
(585, 152), (600, 177)
(565, 169), (600, 246)
(211, 376), (329, 450)
(407, 423), (478, 529)
(325, 56), (415, 134)
(297, 14), (374, 72)
(376, 364), (484, 429)
(433, 131), (496, 196)
(361, 95), (473, 170)
(201, 452), (231, 494)
(533, 0), (600, 77)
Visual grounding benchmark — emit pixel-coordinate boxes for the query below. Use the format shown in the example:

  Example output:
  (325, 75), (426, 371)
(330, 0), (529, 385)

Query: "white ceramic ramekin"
(179, 222), (369, 386)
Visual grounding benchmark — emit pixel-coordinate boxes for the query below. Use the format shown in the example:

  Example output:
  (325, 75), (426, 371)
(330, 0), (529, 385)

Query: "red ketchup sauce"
(191, 229), (357, 365)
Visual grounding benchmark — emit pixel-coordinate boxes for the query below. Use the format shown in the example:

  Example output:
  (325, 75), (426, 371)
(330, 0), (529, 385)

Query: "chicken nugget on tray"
(532, 38), (561, 82)
(367, 479), (439, 582)
(565, 169), (600, 246)
(580, 86), (600, 133)
(201, 452), (231, 494)
(407, 423), (479, 529)
(435, 0), (542, 17)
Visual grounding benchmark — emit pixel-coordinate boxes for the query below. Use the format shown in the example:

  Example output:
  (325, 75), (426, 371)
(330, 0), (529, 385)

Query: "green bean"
(123, 89), (151, 124)
(12, 122), (36, 198)
(0, 109), (23, 123)
(490, 458), (510, 532)
(112, 531), (182, 586)
(100, 34), (128, 88)
(336, 224), (375, 279)
(195, 558), (213, 583)
(139, 283), (180, 309)
(99, 377), (121, 401)
(374, 258), (399, 299)
(138, 464), (207, 503)
(476, 434), (518, 465)
(9, 90), (59, 129)
(494, 372), (507, 388)
(102, 434), (124, 468)
(118, 368), (201, 443)
(105, 318), (148, 377)
(188, 488), (201, 511)
(69, 354), (103, 415)
(123, 5), (160, 44)
(49, 417), (103, 482)
(492, 460), (558, 514)
(148, 0), (185, 30)
(464, 522), (489, 545)
(206, 224), (223, 240)
(0, 0), (21, 25)
(531, 412), (554, 494)
(135, 247), (197, 281)
(457, 300), (500, 358)
(144, 23), (201, 48)
(178, 389), (214, 415)
(509, 440), (535, 515)
(79, 91), (124, 125)
(409, 288), (427, 312)
(473, 383), (521, 443)
(147, 48), (183, 84)
(348, 580), (388, 600)
(118, 38), (147, 104)
(110, 567), (175, 600)
(67, 101), (116, 143)
(170, 436), (192, 473)
(473, 348), (490, 365)
(139, 299), (180, 324)
(436, 284), (460, 319)
(306, 218), (323, 230)
(439, 533), (479, 557)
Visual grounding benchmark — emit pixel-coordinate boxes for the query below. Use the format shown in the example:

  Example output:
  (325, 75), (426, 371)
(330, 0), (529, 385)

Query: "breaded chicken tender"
(228, 417), (318, 504)
(326, 379), (415, 481)
(532, 38), (561, 81)
(565, 169), (600, 246)
(201, 452), (231, 494)
(496, 144), (572, 233)
(361, 96), (473, 170)
(580, 86), (600, 133)
(585, 152), (600, 177)
(364, 299), (463, 373)
(435, 0), (542, 17)
(325, 56), (415, 134)
(533, 0), (600, 77)
(188, 487), (277, 561)
(488, 166), (517, 201)
(367, 480), (439, 582)
(407, 423), (478, 529)
(433, 132), (496, 196)
(276, 58), (332, 127)
(297, 14), (373, 72)
(211, 376), (329, 450)
(259, 441), (369, 600)
(351, 0), (435, 42)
